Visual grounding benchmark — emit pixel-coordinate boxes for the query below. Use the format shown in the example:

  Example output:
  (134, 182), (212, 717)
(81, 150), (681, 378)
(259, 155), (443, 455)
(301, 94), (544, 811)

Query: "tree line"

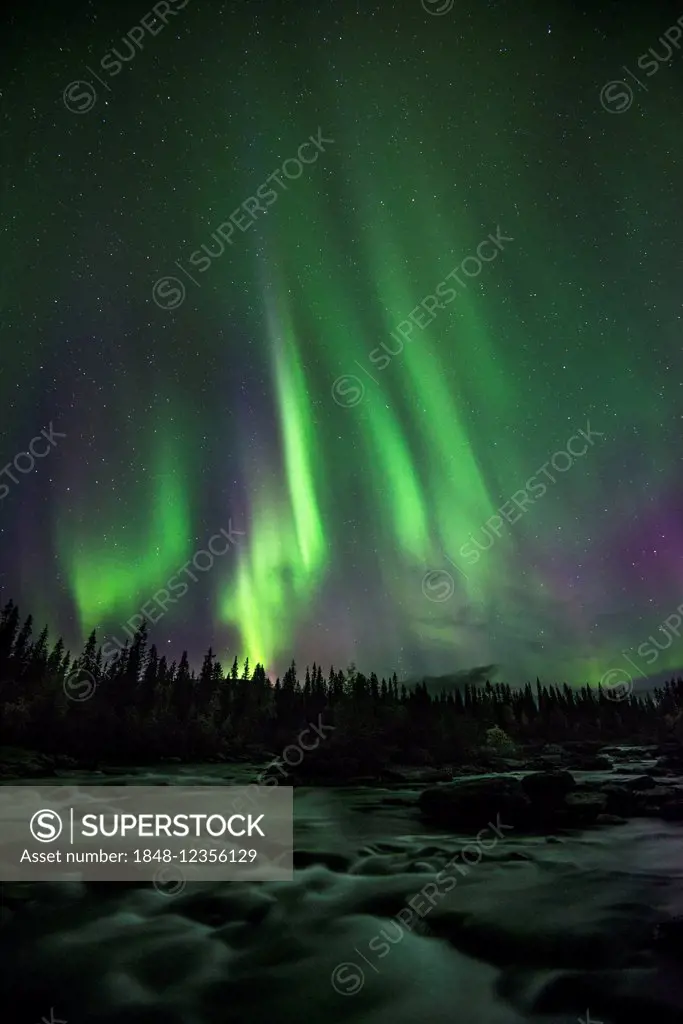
(1, 599), (682, 765)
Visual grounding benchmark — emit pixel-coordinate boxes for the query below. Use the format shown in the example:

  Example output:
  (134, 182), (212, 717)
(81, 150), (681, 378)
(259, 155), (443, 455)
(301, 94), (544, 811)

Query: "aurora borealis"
(2, 0), (683, 686)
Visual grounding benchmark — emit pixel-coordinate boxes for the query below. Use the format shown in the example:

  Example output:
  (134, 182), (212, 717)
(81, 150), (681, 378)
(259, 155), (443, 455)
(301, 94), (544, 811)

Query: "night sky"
(2, 0), (683, 685)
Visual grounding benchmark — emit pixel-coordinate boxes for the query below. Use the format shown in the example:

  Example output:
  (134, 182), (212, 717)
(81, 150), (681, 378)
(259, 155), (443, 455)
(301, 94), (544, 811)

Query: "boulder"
(562, 791), (609, 826)
(418, 777), (532, 830)
(656, 800), (683, 821)
(617, 775), (657, 790)
(537, 744), (567, 766)
(599, 783), (639, 817)
(379, 768), (409, 783)
(653, 916), (683, 955)
(568, 754), (613, 772)
(541, 744), (567, 757)
(521, 770), (576, 804)
(656, 751), (683, 774)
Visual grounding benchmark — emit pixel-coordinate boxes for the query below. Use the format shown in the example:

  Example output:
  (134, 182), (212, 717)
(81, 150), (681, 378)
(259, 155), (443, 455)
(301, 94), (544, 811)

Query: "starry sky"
(2, 0), (683, 686)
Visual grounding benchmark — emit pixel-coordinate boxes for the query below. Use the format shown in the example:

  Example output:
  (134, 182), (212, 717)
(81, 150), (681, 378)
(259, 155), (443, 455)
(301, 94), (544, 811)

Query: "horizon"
(3, 594), (682, 696)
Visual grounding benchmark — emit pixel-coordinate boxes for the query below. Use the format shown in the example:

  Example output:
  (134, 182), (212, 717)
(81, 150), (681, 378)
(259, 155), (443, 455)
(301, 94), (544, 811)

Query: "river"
(1, 755), (682, 1024)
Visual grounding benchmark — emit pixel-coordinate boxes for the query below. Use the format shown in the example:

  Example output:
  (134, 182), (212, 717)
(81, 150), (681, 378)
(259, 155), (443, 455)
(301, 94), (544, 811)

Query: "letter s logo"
(30, 809), (63, 842)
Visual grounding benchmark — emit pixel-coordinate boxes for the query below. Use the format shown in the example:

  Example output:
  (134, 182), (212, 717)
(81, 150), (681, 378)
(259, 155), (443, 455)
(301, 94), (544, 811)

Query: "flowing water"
(2, 757), (682, 1024)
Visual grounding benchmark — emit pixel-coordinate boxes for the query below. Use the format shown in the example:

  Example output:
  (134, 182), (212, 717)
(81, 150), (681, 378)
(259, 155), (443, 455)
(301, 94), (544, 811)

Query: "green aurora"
(3, 1), (682, 686)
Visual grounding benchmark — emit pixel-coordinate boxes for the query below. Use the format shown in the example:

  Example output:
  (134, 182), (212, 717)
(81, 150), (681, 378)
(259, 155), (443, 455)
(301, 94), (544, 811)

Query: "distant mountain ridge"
(403, 664), (683, 696)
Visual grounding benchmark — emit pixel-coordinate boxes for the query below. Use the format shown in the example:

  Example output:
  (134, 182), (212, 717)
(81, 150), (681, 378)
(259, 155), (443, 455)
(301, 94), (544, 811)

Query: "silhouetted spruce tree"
(140, 644), (159, 715)
(0, 601), (20, 677)
(9, 613), (33, 690)
(46, 637), (65, 679)
(173, 651), (194, 721)
(198, 648), (216, 706)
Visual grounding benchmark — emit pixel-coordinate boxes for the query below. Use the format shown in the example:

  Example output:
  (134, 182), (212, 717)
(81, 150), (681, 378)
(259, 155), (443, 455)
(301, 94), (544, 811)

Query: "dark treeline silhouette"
(2, 599), (683, 766)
